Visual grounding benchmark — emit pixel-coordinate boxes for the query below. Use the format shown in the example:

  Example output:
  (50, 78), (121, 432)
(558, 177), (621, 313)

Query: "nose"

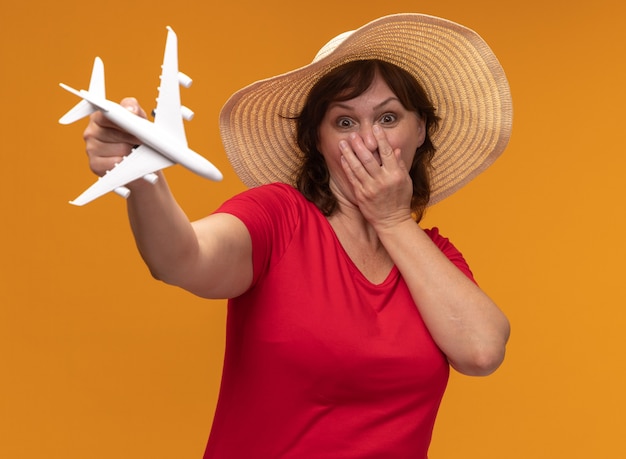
(360, 124), (378, 152)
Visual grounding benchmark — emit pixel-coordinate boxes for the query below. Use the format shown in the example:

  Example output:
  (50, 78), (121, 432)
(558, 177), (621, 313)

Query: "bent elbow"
(464, 350), (506, 376)
(146, 264), (170, 283)
(146, 265), (184, 289)
(460, 316), (511, 376)
(451, 339), (509, 377)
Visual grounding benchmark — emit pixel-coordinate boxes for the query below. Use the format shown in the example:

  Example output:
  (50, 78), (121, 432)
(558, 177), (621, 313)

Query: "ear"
(416, 114), (427, 147)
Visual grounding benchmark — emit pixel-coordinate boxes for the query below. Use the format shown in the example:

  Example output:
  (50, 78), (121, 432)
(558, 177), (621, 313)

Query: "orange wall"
(1, 0), (625, 457)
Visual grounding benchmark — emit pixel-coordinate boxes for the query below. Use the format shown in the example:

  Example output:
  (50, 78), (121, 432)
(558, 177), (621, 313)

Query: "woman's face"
(317, 72), (426, 203)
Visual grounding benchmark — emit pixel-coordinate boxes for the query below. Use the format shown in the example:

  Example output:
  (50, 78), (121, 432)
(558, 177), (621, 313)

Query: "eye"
(379, 113), (397, 125)
(336, 117), (355, 129)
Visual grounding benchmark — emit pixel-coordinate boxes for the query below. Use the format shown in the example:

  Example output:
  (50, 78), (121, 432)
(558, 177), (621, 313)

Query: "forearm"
(125, 174), (201, 286)
(377, 219), (510, 375)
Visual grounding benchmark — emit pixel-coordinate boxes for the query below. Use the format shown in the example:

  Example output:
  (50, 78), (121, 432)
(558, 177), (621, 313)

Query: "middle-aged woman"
(81, 13), (512, 458)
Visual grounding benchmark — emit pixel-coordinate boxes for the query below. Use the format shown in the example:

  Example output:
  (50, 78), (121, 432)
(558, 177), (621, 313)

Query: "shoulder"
(215, 183), (317, 288)
(214, 183), (309, 224)
(215, 182), (313, 260)
(216, 183), (305, 213)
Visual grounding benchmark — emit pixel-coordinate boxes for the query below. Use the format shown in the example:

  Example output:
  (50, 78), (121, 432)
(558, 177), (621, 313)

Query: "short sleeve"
(424, 227), (476, 283)
(213, 183), (302, 287)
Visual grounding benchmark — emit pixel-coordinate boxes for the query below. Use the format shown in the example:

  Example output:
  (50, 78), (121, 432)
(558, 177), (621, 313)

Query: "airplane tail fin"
(59, 57), (105, 124)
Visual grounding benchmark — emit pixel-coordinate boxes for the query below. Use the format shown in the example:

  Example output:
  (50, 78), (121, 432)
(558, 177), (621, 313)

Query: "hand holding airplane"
(59, 26), (223, 206)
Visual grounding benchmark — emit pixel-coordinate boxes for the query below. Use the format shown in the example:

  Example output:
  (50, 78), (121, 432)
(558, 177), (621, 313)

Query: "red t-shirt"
(204, 183), (474, 458)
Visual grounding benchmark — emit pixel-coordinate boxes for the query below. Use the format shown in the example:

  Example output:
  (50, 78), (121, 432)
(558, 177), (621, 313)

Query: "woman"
(83, 14), (511, 459)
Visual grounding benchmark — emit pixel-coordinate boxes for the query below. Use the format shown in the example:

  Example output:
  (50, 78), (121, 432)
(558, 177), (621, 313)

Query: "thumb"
(120, 97), (148, 119)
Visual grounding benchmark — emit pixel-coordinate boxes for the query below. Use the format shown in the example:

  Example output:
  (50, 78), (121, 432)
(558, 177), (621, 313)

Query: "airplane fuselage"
(87, 92), (222, 181)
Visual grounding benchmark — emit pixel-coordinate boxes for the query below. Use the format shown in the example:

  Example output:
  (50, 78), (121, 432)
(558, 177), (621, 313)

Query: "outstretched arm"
(83, 98), (253, 299)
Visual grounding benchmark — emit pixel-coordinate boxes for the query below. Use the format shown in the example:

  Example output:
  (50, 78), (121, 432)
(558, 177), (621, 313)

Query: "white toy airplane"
(59, 26), (223, 206)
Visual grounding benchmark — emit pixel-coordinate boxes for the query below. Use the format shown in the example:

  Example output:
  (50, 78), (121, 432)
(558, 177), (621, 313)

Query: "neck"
(330, 196), (379, 239)
(327, 207), (393, 284)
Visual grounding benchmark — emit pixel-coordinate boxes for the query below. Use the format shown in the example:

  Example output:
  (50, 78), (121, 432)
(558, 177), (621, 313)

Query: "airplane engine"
(181, 106), (195, 121)
(178, 72), (193, 88)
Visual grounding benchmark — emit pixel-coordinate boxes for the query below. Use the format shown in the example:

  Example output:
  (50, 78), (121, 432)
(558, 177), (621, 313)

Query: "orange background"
(1, 0), (625, 457)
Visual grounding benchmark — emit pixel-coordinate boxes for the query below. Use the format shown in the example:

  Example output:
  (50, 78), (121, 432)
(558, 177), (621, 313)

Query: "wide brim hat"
(219, 13), (512, 205)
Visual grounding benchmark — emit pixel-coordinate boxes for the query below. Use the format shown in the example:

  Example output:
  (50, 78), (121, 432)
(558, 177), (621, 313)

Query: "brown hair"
(295, 59), (440, 221)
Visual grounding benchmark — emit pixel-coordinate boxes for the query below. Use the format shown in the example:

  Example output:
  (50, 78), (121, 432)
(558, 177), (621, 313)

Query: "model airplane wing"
(153, 26), (190, 143)
(70, 145), (174, 206)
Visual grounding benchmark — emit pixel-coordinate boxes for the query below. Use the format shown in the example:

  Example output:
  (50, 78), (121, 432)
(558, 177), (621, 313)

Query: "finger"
(340, 154), (359, 185)
(85, 113), (140, 146)
(120, 97), (148, 120)
(345, 133), (383, 177)
(339, 140), (359, 174)
(90, 153), (127, 177)
(372, 124), (399, 170)
(87, 97), (148, 146)
(394, 148), (408, 172)
(90, 97), (146, 135)
(84, 132), (133, 176)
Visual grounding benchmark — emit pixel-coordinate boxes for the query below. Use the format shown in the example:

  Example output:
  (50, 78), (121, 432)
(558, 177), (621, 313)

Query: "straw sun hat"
(219, 13), (512, 205)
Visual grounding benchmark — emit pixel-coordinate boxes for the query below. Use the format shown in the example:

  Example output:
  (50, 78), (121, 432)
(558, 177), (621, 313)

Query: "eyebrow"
(329, 97), (401, 112)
